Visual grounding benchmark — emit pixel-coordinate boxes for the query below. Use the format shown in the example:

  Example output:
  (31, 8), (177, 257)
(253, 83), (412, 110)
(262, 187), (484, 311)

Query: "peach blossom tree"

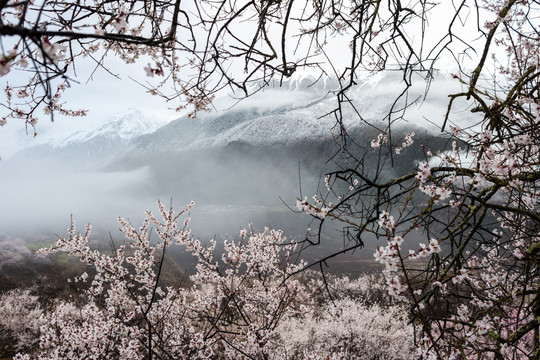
(16, 201), (310, 359)
(297, 1), (540, 358)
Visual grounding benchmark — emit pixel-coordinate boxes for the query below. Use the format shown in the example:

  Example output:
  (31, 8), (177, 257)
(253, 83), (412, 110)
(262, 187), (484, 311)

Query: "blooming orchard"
(0, 201), (416, 359)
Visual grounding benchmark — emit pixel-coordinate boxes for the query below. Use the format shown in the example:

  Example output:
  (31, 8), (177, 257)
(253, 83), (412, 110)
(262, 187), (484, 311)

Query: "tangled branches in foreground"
(297, 4), (540, 357)
(291, 1), (540, 358)
(3, 0), (533, 137)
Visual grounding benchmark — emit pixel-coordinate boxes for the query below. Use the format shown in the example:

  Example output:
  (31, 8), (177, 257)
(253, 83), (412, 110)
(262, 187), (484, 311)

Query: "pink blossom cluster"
(395, 132), (415, 154)
(16, 201), (317, 359)
(415, 162), (431, 183)
(0, 289), (44, 353)
(370, 133), (388, 148)
(296, 196), (329, 219)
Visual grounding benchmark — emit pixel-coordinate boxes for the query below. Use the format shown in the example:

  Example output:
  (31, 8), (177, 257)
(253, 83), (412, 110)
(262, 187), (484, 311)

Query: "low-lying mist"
(0, 140), (389, 278)
(0, 71), (466, 274)
(0, 142), (326, 237)
(0, 119), (449, 276)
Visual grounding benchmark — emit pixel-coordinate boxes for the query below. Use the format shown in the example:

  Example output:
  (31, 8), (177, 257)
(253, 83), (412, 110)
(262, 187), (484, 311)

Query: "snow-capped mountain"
(99, 72), (473, 213)
(0, 72), (477, 236)
(53, 108), (169, 148)
(130, 99), (338, 154)
(124, 71), (467, 158)
(6, 72), (468, 164)
(6, 108), (169, 170)
(126, 78), (354, 156)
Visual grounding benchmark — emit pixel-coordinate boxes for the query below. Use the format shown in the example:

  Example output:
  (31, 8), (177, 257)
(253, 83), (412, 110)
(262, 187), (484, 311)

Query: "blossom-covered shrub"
(298, 271), (395, 308)
(0, 288), (43, 355)
(273, 298), (415, 360)
(12, 201), (311, 359)
(3, 200), (424, 360)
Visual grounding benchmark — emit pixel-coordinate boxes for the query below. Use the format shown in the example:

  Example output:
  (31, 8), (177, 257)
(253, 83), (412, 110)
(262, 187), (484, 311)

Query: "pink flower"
(378, 210), (395, 231)
(112, 7), (129, 32)
(428, 239), (441, 253)
(416, 162), (431, 183)
(41, 37), (66, 63)
(485, 147), (496, 158)
(371, 133), (387, 148)
(144, 64), (154, 77)
(16, 89), (28, 98)
(515, 134), (531, 144)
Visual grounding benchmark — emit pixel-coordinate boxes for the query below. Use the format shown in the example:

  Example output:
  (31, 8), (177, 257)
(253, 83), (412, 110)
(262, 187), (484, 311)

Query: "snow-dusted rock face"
(5, 109), (170, 170)
(130, 102), (339, 154)
(53, 108), (168, 148)
(126, 72), (470, 157)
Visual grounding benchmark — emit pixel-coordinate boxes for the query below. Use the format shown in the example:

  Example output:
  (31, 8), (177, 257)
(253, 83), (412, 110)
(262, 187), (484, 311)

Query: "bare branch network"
(1, 0), (521, 128)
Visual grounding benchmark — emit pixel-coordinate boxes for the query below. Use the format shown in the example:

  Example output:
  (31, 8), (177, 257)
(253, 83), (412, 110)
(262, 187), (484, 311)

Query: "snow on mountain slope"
(5, 72), (477, 169)
(54, 108), (168, 148)
(128, 72), (461, 155)
(187, 100), (338, 149)
(3, 107), (172, 174)
(129, 82), (355, 154)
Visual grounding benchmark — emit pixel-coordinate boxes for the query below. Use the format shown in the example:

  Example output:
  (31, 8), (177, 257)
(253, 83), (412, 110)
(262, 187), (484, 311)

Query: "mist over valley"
(0, 73), (475, 275)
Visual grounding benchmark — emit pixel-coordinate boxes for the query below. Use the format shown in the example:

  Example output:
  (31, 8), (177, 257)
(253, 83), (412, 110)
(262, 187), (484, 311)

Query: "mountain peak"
(54, 108), (168, 148)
